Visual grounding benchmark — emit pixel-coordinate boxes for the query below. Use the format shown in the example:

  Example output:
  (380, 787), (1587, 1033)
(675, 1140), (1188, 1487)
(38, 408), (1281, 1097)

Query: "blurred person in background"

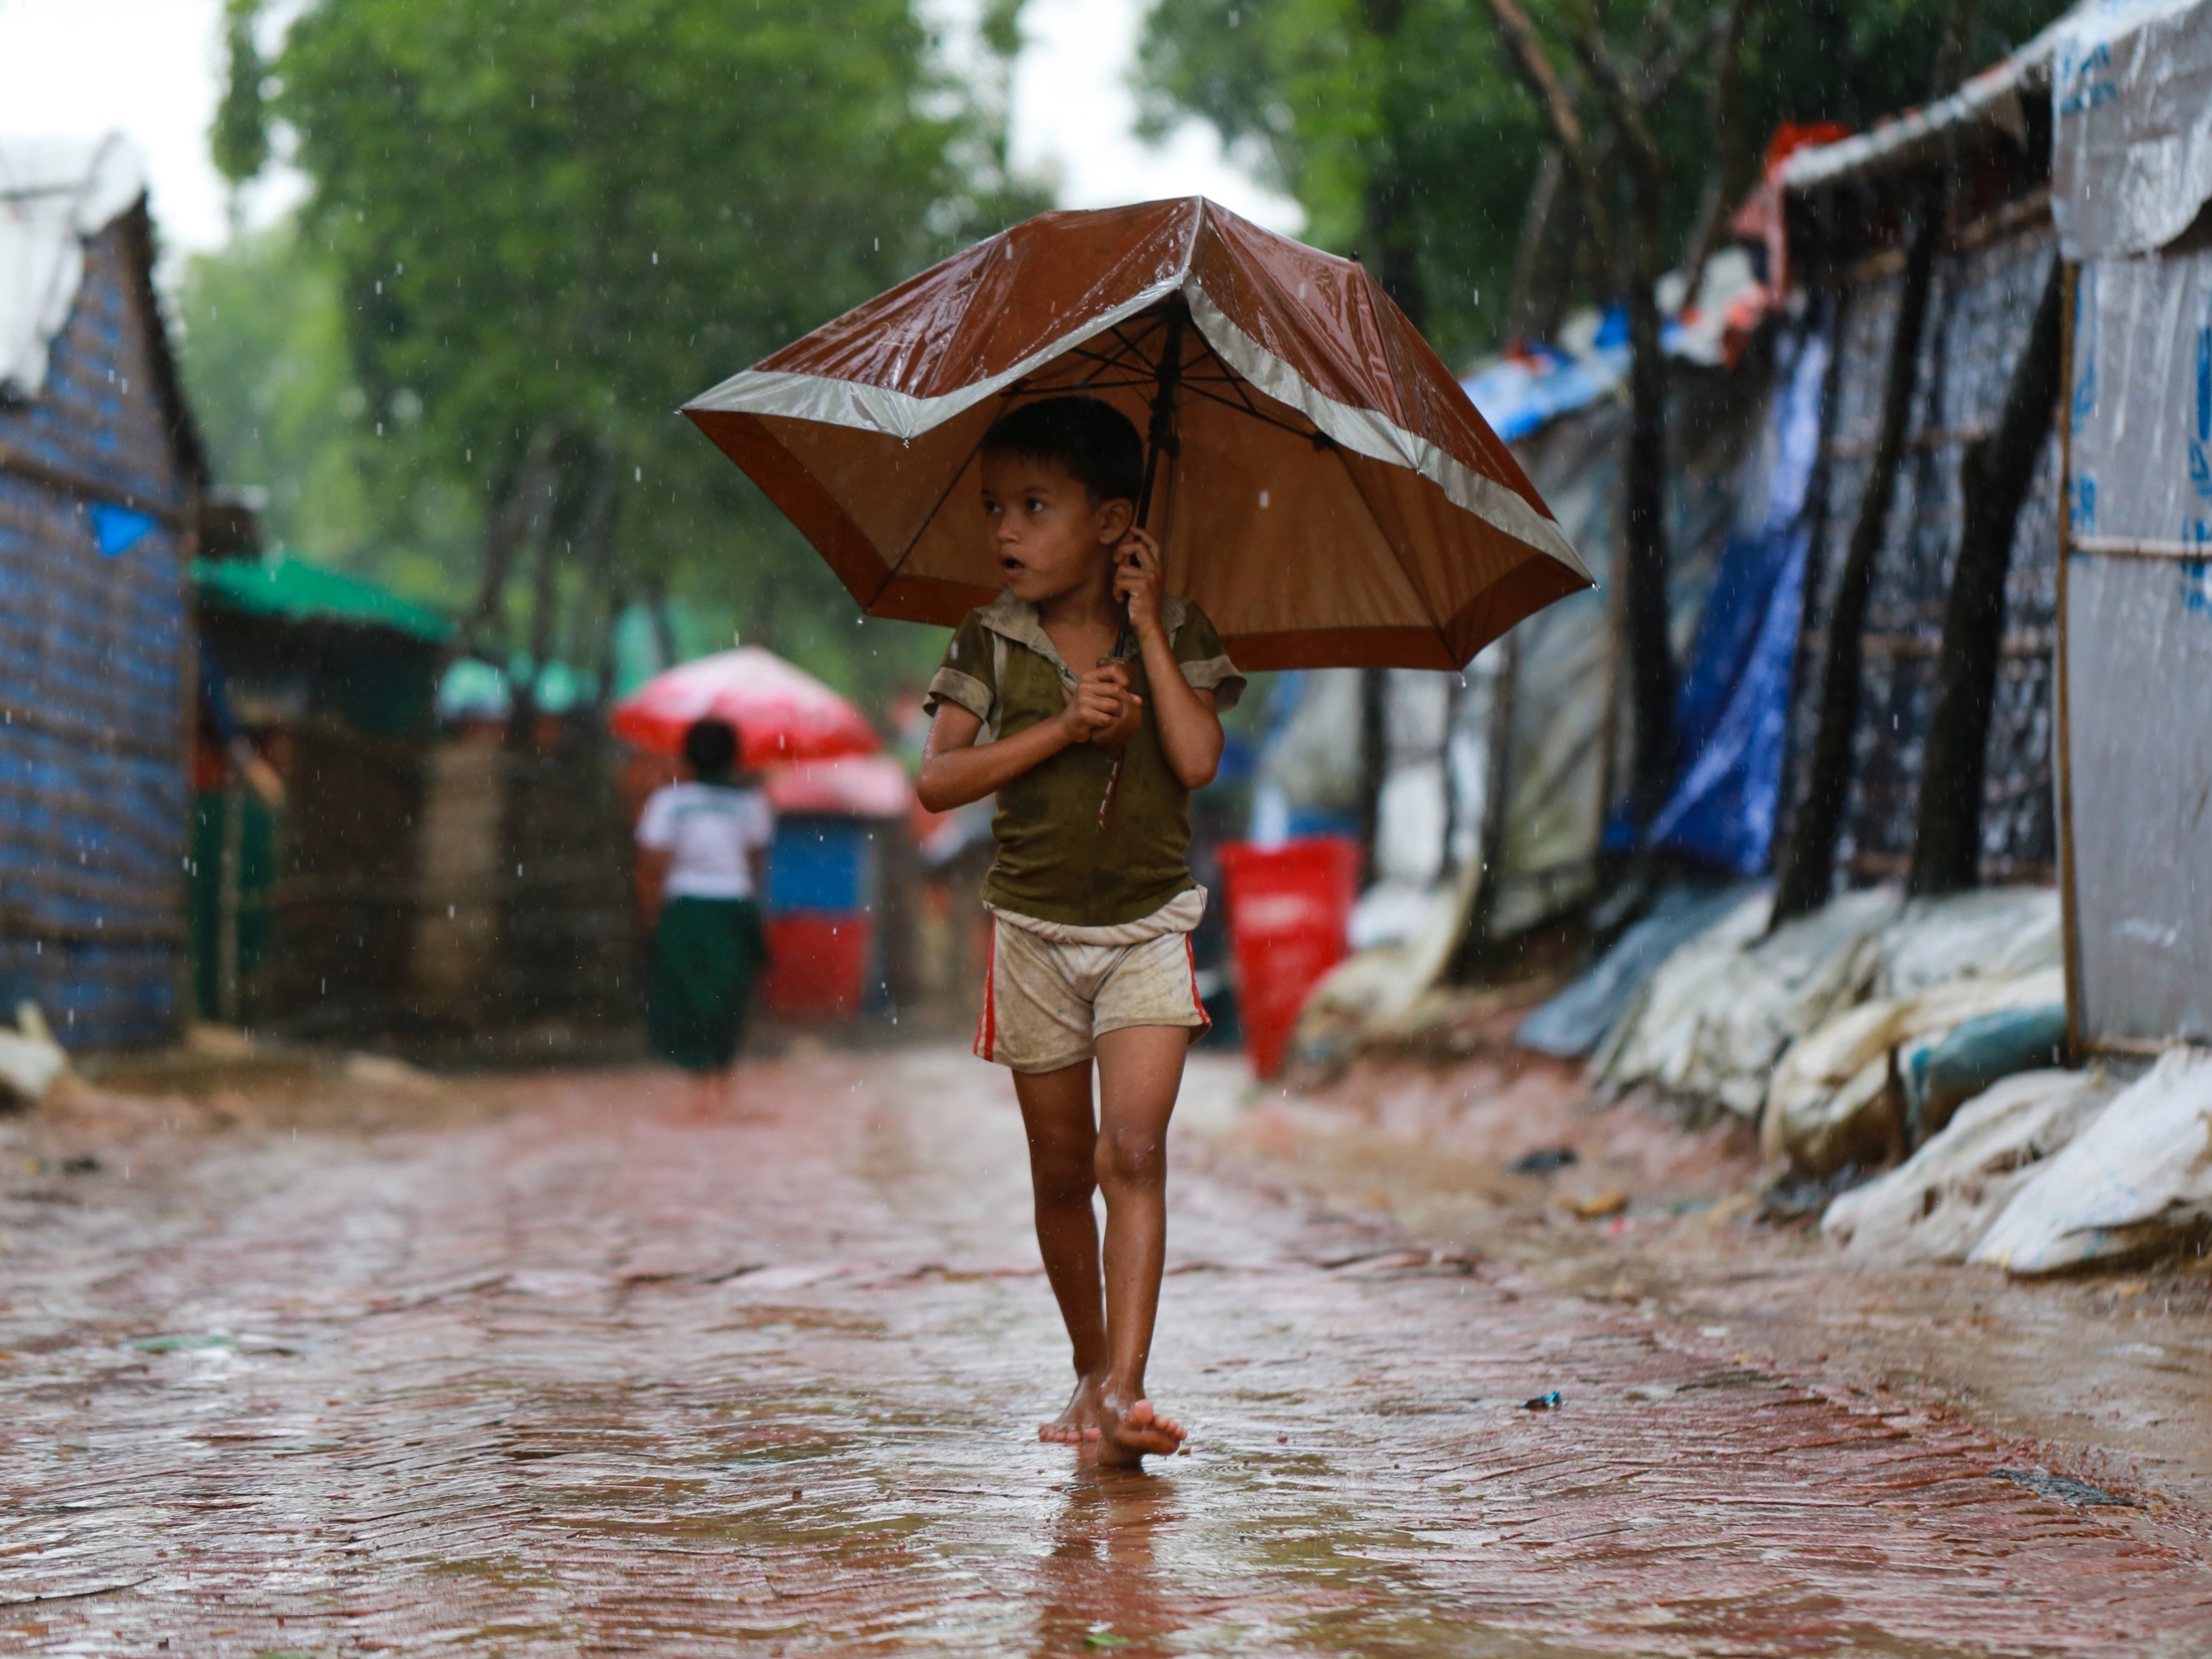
(635, 718), (773, 1115)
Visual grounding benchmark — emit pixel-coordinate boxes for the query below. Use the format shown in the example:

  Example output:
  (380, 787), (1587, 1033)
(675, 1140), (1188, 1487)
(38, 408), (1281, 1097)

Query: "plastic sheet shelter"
(1475, 343), (1774, 936)
(684, 198), (1590, 672)
(0, 137), (204, 1048)
(1772, 43), (2067, 892)
(2051, 0), (2212, 1049)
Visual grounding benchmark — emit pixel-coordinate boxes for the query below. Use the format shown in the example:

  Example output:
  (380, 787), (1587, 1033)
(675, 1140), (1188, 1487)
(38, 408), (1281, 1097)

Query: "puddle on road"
(1, 1053), (2207, 1657)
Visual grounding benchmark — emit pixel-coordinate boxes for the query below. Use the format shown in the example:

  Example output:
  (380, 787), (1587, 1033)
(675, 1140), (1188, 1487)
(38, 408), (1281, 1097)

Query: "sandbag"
(1904, 1003), (2070, 1142)
(1971, 1046), (2212, 1275)
(0, 1002), (67, 1106)
(1822, 1069), (2115, 1263)
(1598, 886), (1898, 1116)
(1874, 888), (2062, 999)
(1762, 968), (2065, 1175)
(1518, 883), (1755, 1059)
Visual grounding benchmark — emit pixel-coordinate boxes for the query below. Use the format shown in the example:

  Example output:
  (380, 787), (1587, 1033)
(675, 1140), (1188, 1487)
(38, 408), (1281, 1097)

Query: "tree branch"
(1677, 0), (1763, 307)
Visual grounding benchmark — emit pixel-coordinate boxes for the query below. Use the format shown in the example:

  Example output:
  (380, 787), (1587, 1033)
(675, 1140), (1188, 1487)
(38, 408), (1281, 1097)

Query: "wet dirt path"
(4, 1047), (2211, 1657)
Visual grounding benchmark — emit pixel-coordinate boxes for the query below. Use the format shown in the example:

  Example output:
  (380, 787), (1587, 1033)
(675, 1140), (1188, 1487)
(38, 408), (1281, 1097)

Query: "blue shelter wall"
(0, 218), (193, 1047)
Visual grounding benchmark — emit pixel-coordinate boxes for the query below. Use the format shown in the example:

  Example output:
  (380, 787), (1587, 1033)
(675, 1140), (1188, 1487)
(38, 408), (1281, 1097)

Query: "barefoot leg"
(1090, 1026), (1191, 1465)
(1013, 1061), (1110, 1440)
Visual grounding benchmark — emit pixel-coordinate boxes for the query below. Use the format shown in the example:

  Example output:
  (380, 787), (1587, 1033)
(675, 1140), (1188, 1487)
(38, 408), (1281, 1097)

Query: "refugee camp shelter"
(192, 552), (450, 1034)
(0, 137), (203, 1048)
(1775, 27), (2068, 889)
(2050, 0), (2212, 1051)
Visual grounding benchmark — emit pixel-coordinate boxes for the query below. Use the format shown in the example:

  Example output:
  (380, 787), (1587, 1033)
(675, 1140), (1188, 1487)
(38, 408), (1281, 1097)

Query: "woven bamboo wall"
(0, 217), (192, 1048)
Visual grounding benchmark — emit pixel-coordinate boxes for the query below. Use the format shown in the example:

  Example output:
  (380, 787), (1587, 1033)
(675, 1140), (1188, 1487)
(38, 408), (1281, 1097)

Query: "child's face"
(979, 451), (1131, 606)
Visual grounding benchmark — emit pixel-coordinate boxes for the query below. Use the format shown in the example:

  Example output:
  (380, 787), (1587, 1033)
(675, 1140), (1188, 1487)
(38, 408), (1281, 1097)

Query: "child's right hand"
(1062, 662), (1138, 743)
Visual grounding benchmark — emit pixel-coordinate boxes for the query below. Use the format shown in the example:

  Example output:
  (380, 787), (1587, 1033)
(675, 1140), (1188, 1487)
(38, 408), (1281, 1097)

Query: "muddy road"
(4, 1046), (2211, 1656)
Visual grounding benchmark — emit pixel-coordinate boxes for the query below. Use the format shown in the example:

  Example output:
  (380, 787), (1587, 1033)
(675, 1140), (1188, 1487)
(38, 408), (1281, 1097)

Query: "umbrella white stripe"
(684, 279), (1589, 585)
(682, 279), (1183, 441)
(1180, 283), (1591, 583)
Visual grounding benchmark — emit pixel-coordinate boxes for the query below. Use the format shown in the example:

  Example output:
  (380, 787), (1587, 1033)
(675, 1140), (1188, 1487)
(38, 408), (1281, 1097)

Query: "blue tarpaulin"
(88, 501), (157, 558)
(1645, 316), (1832, 874)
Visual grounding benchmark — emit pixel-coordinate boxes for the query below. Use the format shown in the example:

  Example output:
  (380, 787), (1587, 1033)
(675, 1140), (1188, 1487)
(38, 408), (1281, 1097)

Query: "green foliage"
(177, 225), (478, 608)
(221, 0), (1035, 712)
(1139, 0), (2072, 366)
(212, 0), (271, 187)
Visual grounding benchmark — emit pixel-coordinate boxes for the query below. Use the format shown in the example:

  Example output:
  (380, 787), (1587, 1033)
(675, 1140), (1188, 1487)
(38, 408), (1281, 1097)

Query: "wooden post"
(2054, 259), (2083, 1059)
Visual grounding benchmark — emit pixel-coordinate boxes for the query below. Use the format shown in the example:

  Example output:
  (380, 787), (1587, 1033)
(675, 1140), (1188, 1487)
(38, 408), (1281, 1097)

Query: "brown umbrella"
(683, 197), (1590, 670)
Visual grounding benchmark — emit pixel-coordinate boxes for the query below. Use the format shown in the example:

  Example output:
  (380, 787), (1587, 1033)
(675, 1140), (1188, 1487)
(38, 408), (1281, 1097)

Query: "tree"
(214, 0), (1037, 715)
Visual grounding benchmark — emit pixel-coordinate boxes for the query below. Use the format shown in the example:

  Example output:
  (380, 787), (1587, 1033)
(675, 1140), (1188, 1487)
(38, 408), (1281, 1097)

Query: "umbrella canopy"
(685, 198), (1591, 671)
(610, 646), (879, 766)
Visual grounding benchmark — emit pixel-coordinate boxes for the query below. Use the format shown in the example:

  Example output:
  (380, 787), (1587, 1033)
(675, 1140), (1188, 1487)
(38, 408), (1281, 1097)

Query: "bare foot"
(1091, 1394), (1186, 1466)
(1040, 1373), (1105, 1444)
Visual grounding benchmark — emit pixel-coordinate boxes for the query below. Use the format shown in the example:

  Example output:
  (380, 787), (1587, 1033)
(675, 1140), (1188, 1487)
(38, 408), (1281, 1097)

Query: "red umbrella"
(683, 197), (1589, 670)
(764, 754), (913, 819)
(610, 646), (879, 767)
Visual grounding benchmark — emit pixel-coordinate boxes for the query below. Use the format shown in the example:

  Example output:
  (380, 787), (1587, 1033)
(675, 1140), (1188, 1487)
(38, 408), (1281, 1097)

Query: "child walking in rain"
(636, 717), (773, 1115)
(917, 396), (1243, 1465)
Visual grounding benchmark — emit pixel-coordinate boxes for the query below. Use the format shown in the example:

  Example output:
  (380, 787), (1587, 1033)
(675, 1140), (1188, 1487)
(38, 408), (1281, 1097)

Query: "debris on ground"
(1761, 1164), (1863, 1224)
(1972, 1046), (2212, 1275)
(1992, 1469), (2138, 1508)
(1523, 1390), (1563, 1410)
(1823, 1069), (2116, 1263)
(1555, 1189), (1629, 1219)
(1509, 1145), (1578, 1175)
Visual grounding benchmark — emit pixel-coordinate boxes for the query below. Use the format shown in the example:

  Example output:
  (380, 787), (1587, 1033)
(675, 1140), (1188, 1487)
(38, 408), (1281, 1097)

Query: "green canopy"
(195, 552), (453, 644)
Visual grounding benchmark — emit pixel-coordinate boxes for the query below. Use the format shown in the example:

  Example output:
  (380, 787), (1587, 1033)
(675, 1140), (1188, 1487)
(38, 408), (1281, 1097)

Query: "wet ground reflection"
(1, 1048), (2207, 1655)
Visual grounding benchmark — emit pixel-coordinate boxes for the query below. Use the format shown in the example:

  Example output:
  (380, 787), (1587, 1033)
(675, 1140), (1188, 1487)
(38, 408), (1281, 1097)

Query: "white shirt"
(636, 782), (774, 900)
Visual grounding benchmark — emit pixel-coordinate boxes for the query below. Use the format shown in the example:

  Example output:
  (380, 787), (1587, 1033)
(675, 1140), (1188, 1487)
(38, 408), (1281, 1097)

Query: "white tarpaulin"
(2051, 0), (2212, 260)
(1970, 1044), (2212, 1271)
(2057, 0), (2212, 1046)
(0, 135), (145, 402)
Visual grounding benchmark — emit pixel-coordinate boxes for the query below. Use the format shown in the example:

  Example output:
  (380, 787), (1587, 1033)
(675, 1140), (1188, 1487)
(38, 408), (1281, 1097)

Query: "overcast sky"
(0, 0), (1300, 264)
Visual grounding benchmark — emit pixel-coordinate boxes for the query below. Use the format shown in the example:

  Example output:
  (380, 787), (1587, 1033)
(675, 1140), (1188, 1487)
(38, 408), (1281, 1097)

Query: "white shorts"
(975, 889), (1211, 1074)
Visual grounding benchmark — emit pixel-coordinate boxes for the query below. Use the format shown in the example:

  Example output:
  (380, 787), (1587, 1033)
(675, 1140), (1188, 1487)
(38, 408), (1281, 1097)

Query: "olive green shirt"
(925, 593), (1246, 927)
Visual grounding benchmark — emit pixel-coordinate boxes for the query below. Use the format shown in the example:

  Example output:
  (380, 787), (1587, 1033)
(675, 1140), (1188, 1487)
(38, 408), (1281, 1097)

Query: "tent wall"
(1779, 217), (2062, 891)
(1481, 358), (1773, 936)
(2062, 242), (2212, 1048)
(0, 218), (193, 1048)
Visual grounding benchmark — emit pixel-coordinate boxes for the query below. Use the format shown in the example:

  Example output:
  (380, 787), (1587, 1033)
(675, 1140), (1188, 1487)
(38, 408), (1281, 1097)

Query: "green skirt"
(649, 897), (766, 1072)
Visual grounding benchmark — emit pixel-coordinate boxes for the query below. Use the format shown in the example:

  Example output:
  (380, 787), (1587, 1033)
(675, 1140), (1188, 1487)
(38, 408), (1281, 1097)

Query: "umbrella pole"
(1134, 305), (1184, 534)
(1099, 306), (1185, 829)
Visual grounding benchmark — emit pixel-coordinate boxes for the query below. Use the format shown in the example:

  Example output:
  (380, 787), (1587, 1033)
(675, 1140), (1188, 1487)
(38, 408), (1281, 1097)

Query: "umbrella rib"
(876, 425), (996, 606)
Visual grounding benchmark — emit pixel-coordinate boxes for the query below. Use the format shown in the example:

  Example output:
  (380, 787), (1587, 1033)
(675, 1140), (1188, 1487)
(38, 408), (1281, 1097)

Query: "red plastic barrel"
(1217, 836), (1361, 1077)
(762, 913), (874, 1021)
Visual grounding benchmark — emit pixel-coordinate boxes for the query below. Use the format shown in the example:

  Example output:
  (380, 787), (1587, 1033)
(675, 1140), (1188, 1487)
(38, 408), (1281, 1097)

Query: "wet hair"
(683, 717), (741, 781)
(980, 395), (1144, 509)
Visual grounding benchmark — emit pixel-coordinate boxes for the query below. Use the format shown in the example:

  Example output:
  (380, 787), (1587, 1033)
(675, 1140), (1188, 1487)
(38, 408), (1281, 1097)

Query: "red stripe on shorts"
(973, 920), (998, 1061)
(1185, 935), (1212, 1034)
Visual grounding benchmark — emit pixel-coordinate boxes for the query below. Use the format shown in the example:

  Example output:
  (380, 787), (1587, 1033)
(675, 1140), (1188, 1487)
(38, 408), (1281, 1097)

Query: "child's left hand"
(1113, 528), (1164, 639)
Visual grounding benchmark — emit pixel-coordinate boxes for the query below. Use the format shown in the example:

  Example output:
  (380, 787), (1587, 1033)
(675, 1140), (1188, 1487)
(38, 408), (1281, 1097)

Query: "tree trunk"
(1906, 256), (2064, 897)
(1770, 180), (1942, 923)
(1506, 147), (1565, 344)
(462, 426), (560, 656)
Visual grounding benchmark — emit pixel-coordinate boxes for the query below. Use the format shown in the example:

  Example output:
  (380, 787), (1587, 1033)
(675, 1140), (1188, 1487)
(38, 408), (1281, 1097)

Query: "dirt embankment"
(1205, 1046), (2212, 1515)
